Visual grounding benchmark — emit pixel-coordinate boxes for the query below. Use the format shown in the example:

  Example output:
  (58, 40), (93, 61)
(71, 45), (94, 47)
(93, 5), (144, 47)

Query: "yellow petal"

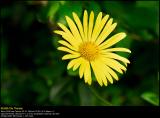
(95, 60), (108, 86)
(93, 14), (109, 42)
(91, 12), (102, 42)
(72, 57), (83, 71)
(83, 10), (88, 41)
(57, 47), (78, 54)
(88, 11), (94, 41)
(97, 23), (117, 45)
(84, 61), (92, 84)
(65, 16), (82, 43)
(103, 58), (127, 71)
(107, 58), (127, 71)
(57, 23), (79, 48)
(67, 57), (81, 70)
(62, 54), (80, 60)
(99, 32), (126, 49)
(102, 52), (130, 64)
(93, 58), (113, 84)
(101, 47), (131, 53)
(95, 18), (115, 45)
(58, 40), (77, 51)
(84, 61), (91, 83)
(61, 33), (79, 50)
(72, 12), (84, 39)
(58, 23), (72, 35)
(54, 30), (65, 35)
(73, 62), (81, 71)
(57, 23), (79, 49)
(104, 71), (113, 84)
(124, 62), (128, 67)
(79, 58), (87, 79)
(105, 65), (119, 81)
(91, 60), (103, 86)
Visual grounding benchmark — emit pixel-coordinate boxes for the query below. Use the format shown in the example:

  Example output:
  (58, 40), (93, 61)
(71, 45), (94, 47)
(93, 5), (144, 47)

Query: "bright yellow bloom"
(54, 10), (131, 86)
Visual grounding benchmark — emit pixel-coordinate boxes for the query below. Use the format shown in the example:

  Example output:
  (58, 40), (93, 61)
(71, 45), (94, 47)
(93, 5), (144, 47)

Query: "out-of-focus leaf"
(32, 80), (49, 104)
(101, 1), (126, 21)
(57, 1), (83, 25)
(156, 22), (159, 37)
(1, 40), (7, 63)
(37, 1), (60, 23)
(59, 1), (66, 5)
(141, 92), (159, 106)
(98, 85), (125, 106)
(123, 2), (159, 36)
(47, 2), (60, 22)
(1, 88), (9, 104)
(78, 82), (94, 105)
(138, 30), (154, 41)
(22, 12), (34, 30)
(67, 68), (79, 76)
(38, 67), (55, 79)
(136, 1), (159, 10)
(1, 7), (11, 19)
(91, 74), (97, 81)
(49, 79), (69, 102)
(37, 64), (65, 80)
(27, 1), (48, 6)
(101, 1), (159, 37)
(85, 1), (101, 17)
(52, 36), (60, 48)
(89, 87), (113, 106)
(125, 8), (158, 29)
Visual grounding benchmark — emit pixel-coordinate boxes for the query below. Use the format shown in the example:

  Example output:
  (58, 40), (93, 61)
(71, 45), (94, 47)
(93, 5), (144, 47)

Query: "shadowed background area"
(1, 1), (159, 106)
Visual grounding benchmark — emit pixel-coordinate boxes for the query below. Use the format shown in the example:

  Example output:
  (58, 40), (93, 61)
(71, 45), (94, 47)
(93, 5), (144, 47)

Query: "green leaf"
(141, 92), (159, 106)
(123, 2), (159, 36)
(91, 74), (97, 81)
(37, 64), (65, 80)
(101, 1), (126, 20)
(49, 79), (69, 102)
(84, 1), (101, 17)
(37, 1), (60, 23)
(57, 1), (83, 25)
(138, 30), (154, 41)
(78, 82), (94, 105)
(101, 1), (159, 37)
(136, 1), (159, 10)
(32, 80), (49, 104)
(47, 2), (60, 22)
(67, 68), (79, 76)
(89, 87), (113, 106)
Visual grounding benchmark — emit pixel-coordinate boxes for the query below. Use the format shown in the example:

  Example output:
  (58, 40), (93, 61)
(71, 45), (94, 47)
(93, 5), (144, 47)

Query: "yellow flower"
(54, 10), (131, 86)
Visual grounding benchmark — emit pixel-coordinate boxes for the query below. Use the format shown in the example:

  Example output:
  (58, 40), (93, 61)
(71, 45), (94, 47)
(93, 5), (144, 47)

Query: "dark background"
(1, 1), (159, 106)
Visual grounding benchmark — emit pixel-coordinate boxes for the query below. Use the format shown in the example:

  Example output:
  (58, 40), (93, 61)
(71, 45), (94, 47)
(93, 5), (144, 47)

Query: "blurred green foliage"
(1, 1), (159, 106)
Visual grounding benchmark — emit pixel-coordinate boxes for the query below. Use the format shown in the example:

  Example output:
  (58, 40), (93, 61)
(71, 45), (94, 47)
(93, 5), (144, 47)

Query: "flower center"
(79, 42), (99, 61)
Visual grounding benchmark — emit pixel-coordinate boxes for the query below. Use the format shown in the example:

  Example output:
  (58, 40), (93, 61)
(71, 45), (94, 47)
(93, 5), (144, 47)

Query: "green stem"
(89, 87), (113, 106)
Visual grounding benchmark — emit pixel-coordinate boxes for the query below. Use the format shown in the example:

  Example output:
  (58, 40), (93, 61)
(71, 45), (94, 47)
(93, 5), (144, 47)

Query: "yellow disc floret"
(79, 42), (99, 61)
